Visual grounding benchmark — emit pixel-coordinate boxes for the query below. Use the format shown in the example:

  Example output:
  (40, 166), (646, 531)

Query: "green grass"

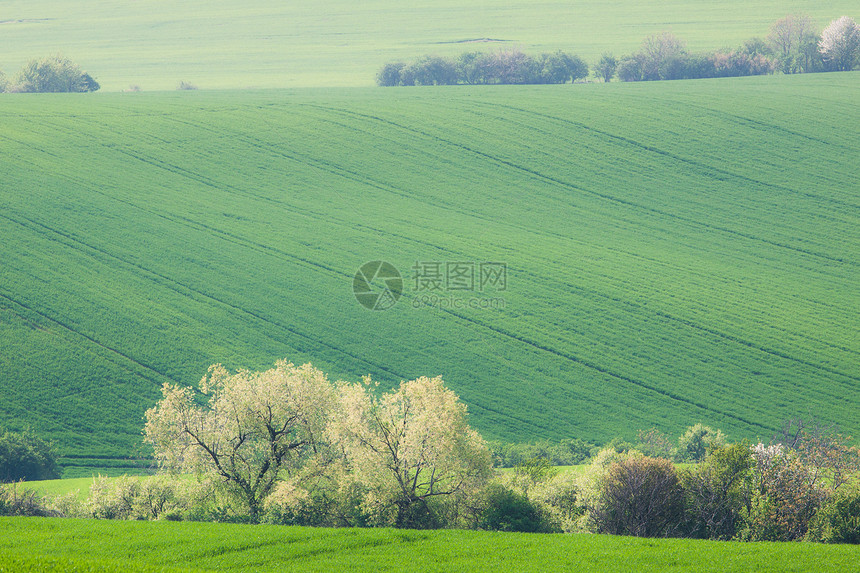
(0, 1), (857, 90)
(25, 477), (97, 501)
(1, 517), (858, 573)
(0, 73), (857, 468)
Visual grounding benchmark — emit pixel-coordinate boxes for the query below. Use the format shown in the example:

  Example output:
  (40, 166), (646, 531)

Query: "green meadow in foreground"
(0, 0), (857, 90)
(1, 517), (859, 573)
(1, 73), (857, 471)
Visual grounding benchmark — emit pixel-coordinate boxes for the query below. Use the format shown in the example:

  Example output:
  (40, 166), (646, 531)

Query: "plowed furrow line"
(308, 104), (854, 265)
(0, 211), (408, 383)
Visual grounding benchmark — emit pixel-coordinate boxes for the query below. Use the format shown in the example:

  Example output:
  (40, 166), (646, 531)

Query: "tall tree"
(329, 375), (492, 528)
(768, 14), (816, 73)
(595, 53), (618, 82)
(144, 360), (336, 521)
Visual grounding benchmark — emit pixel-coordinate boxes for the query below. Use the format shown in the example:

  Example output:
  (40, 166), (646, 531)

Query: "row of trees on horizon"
(378, 14), (860, 86)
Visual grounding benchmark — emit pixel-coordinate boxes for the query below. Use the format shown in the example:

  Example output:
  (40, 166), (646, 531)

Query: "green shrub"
(591, 455), (684, 537)
(488, 438), (593, 468)
(807, 482), (860, 544)
(479, 484), (559, 533)
(0, 428), (60, 482)
(680, 442), (753, 540)
(83, 475), (215, 521)
(675, 424), (726, 462)
(530, 470), (583, 532)
(0, 483), (54, 517)
(264, 476), (371, 528)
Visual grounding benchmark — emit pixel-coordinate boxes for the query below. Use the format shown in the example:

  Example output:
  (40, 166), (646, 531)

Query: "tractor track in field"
(509, 264), (860, 390)
(465, 98), (860, 213)
(295, 104), (859, 376)
(459, 100), (859, 252)
(0, 289), (174, 389)
(434, 304), (774, 432)
(4, 198), (800, 429)
(450, 102), (857, 231)
(0, 211), (411, 385)
(8, 111), (476, 265)
(304, 103), (855, 267)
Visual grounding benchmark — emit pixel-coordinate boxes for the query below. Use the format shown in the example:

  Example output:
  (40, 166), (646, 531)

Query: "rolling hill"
(1, 73), (858, 473)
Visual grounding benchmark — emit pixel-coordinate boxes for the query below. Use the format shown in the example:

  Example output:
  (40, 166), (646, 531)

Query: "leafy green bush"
(807, 481), (860, 544)
(511, 457), (557, 495)
(479, 484), (559, 533)
(0, 428), (60, 482)
(264, 476), (372, 528)
(530, 470), (583, 532)
(82, 475), (216, 521)
(680, 442), (753, 540)
(591, 455), (684, 537)
(636, 428), (674, 458)
(378, 50), (588, 86)
(675, 424), (726, 462)
(488, 438), (594, 468)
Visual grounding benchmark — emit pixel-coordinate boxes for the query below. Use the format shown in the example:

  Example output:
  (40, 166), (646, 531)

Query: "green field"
(1, 73), (858, 471)
(2, 517), (859, 572)
(0, 1), (857, 90)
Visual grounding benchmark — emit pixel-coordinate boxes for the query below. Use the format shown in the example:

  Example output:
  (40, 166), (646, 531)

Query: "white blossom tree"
(144, 360), (336, 521)
(329, 375), (492, 528)
(819, 16), (860, 71)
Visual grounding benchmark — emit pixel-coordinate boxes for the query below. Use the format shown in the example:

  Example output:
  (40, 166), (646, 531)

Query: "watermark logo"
(354, 260), (507, 311)
(353, 261), (403, 311)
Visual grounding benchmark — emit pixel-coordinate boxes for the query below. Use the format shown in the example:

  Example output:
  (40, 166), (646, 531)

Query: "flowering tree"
(329, 375), (492, 528)
(819, 16), (860, 71)
(740, 442), (825, 541)
(144, 360), (336, 521)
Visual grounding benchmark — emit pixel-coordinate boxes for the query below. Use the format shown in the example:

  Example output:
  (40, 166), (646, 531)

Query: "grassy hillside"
(0, 1), (857, 90)
(1, 73), (857, 471)
(2, 517), (859, 572)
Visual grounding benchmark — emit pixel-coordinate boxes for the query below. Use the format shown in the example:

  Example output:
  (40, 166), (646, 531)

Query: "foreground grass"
(0, 0), (857, 89)
(1, 517), (858, 573)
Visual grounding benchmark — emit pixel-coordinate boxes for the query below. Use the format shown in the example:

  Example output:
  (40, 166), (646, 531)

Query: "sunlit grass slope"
(0, 0), (857, 89)
(2, 517), (859, 573)
(0, 73), (858, 471)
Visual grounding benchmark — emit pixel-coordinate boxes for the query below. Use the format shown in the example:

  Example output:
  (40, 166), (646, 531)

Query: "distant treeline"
(378, 50), (589, 86)
(379, 14), (860, 86)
